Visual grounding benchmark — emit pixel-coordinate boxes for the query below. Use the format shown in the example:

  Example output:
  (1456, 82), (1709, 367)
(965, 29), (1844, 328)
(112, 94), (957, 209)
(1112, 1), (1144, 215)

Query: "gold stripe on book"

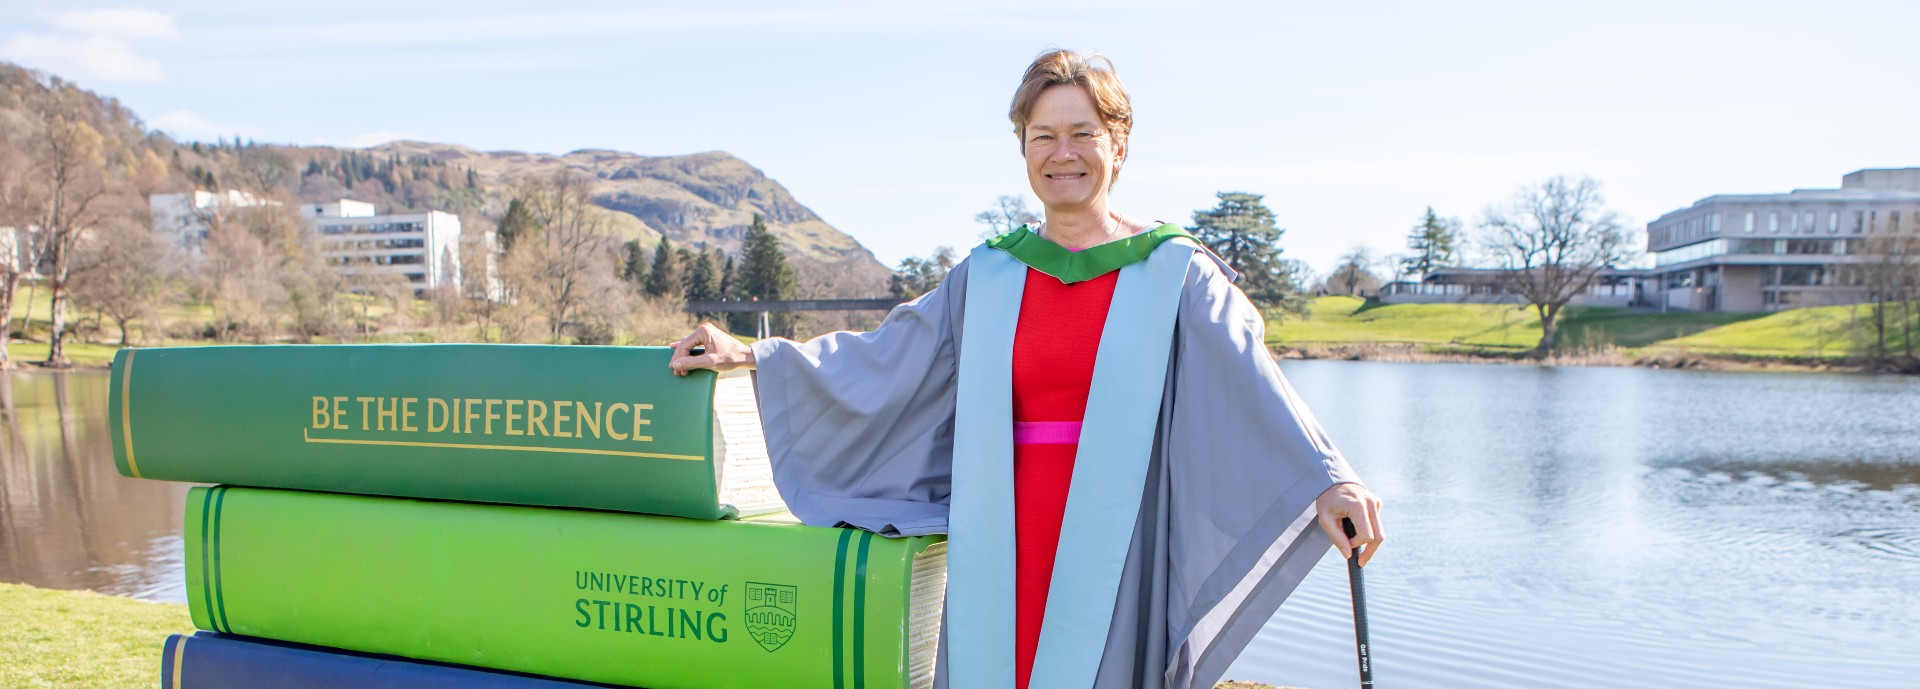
(301, 429), (704, 461)
(121, 349), (140, 477)
(171, 634), (186, 688)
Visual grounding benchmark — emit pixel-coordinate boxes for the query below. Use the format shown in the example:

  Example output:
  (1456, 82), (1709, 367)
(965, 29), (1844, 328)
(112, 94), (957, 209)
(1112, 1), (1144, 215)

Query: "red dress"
(1009, 267), (1120, 689)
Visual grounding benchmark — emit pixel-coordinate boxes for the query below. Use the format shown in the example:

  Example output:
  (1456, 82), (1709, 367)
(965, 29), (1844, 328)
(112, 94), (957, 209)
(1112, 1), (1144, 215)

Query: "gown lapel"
(949, 238), (1197, 688)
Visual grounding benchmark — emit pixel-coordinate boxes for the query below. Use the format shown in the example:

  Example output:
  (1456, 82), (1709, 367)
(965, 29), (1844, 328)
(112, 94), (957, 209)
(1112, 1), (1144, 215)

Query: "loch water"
(1, 363), (1915, 688)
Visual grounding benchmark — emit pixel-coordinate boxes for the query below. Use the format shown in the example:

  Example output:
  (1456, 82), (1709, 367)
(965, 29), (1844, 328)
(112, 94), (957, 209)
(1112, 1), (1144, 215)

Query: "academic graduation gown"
(749, 226), (1363, 689)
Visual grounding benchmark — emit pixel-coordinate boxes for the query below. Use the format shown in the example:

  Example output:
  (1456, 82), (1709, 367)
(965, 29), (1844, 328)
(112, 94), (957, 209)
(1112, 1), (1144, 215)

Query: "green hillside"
(1271, 296), (1888, 361)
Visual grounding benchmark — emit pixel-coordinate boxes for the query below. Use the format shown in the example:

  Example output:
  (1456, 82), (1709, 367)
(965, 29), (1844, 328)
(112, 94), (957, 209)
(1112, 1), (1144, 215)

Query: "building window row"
(1654, 238), (1860, 266)
(333, 253), (425, 266)
(319, 222), (426, 235)
(327, 237), (426, 251)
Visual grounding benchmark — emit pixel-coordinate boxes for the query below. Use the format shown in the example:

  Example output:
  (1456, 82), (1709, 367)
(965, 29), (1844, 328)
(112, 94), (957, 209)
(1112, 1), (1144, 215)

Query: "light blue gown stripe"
(947, 244), (1027, 689)
(1029, 240), (1195, 688)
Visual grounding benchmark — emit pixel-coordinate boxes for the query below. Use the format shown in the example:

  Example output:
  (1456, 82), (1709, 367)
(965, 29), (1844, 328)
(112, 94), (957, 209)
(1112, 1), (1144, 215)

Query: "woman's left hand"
(1315, 483), (1384, 567)
(668, 323), (756, 376)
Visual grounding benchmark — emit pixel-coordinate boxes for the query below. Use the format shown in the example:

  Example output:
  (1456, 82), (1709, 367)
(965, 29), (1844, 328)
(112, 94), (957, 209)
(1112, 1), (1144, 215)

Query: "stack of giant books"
(114, 345), (946, 689)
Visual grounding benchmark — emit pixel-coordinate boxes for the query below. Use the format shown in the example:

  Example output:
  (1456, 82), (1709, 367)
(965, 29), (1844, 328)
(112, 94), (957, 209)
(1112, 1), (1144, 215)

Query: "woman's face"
(1023, 84), (1124, 214)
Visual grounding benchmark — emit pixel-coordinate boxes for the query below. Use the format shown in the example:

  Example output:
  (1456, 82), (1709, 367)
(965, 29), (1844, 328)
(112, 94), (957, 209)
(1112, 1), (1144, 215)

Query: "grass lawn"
(1270, 296), (1887, 362)
(1648, 304), (1870, 358)
(0, 583), (1302, 688)
(0, 583), (193, 689)
(1554, 307), (1766, 350)
(1272, 296), (1539, 350)
(6, 341), (122, 367)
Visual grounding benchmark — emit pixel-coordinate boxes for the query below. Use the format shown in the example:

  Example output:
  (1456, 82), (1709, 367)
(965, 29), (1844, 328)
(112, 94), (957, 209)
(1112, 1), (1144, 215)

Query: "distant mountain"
(0, 60), (892, 299)
(365, 141), (888, 282)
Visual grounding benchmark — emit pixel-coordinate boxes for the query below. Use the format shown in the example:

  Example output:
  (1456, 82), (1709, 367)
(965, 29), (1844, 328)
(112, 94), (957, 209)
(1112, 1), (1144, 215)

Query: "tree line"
(916, 178), (1917, 368)
(0, 66), (816, 368)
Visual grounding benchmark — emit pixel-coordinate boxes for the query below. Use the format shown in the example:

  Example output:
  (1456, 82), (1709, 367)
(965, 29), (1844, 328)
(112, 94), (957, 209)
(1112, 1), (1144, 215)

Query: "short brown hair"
(1008, 49), (1133, 169)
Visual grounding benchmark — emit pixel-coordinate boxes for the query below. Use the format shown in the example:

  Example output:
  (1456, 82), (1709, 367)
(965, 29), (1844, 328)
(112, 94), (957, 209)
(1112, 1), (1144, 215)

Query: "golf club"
(1343, 517), (1374, 689)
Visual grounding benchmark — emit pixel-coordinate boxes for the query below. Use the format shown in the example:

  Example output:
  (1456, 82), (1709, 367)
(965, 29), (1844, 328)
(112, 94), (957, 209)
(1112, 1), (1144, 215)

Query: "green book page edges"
(185, 487), (946, 689)
(113, 344), (731, 519)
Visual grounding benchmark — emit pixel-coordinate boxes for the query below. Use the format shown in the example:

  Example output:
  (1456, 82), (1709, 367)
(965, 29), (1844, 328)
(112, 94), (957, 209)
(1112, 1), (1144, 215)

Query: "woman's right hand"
(668, 323), (756, 376)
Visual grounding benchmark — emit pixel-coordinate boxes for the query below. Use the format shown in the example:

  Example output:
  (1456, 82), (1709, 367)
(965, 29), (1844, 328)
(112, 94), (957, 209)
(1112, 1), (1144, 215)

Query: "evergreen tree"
(888, 246), (956, 300)
(1188, 192), (1305, 315)
(737, 215), (797, 336)
(496, 198), (537, 254)
(1401, 207), (1460, 278)
(644, 237), (679, 298)
(621, 239), (648, 287)
(466, 167), (479, 189)
(683, 249), (719, 321)
(721, 254), (757, 333)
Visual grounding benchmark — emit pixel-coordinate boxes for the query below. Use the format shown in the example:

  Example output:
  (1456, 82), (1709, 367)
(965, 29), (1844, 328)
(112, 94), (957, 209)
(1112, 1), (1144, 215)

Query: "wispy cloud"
(0, 6), (177, 85)
(0, 33), (166, 84)
(45, 8), (178, 39)
(190, 5), (986, 53)
(151, 110), (258, 141)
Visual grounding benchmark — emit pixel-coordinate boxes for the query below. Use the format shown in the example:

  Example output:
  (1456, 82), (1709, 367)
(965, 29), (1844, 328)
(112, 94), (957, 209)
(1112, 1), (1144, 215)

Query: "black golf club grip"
(1344, 517), (1374, 688)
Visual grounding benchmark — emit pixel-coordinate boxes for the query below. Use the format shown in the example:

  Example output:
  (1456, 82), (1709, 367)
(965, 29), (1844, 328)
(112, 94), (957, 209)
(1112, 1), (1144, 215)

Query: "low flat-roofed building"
(1644, 168), (1920, 311)
(1379, 267), (1641, 307)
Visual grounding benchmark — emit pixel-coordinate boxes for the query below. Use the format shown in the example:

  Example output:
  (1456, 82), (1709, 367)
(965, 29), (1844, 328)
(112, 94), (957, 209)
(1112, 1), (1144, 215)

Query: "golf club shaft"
(1344, 518), (1374, 688)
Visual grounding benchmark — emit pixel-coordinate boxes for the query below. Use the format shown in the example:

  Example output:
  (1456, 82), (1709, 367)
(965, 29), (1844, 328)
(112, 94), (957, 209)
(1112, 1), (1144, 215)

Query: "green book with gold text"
(111, 344), (778, 519)
(186, 486), (947, 689)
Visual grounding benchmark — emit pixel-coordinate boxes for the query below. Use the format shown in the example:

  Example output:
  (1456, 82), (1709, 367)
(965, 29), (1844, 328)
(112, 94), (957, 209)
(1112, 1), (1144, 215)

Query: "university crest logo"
(743, 581), (798, 652)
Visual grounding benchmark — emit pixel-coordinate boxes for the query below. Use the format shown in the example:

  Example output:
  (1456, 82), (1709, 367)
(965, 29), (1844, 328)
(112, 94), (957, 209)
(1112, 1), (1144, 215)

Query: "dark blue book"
(160, 632), (635, 688)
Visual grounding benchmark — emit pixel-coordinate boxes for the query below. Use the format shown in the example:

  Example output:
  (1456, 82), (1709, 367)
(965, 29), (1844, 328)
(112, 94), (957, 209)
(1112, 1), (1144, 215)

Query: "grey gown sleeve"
(747, 261), (970, 537)
(1163, 253), (1363, 688)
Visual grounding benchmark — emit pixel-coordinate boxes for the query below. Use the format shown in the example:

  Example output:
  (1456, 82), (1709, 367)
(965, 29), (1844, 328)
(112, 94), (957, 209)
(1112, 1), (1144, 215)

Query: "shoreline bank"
(0, 344), (1893, 376)
(1272, 342), (1893, 374)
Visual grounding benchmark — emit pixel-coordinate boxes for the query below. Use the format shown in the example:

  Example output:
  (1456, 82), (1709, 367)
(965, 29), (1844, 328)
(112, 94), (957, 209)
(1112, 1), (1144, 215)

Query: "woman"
(670, 50), (1383, 689)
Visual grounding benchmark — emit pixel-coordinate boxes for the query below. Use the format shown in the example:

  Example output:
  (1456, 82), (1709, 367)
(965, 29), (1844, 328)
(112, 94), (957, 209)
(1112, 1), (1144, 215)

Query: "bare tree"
(232, 145), (294, 199)
(280, 246), (350, 343)
(509, 171), (622, 341)
(974, 194), (1040, 240)
(1476, 176), (1634, 357)
(200, 212), (286, 342)
(0, 118), (32, 368)
(25, 106), (135, 367)
(1839, 216), (1920, 372)
(71, 214), (179, 345)
(1329, 246), (1382, 297)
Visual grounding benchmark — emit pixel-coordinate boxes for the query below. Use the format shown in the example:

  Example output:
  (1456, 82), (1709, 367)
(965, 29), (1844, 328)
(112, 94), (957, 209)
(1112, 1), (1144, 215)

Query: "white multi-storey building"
(149, 190), (277, 252)
(308, 202), (462, 292)
(1644, 168), (1920, 311)
(149, 192), (463, 292)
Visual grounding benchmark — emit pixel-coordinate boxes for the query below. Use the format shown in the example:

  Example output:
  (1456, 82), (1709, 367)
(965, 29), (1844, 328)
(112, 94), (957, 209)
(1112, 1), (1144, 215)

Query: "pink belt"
(1013, 421), (1082, 445)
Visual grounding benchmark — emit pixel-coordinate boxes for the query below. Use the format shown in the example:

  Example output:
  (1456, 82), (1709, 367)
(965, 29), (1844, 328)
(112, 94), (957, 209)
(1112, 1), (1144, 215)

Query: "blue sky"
(4, 0), (1918, 278)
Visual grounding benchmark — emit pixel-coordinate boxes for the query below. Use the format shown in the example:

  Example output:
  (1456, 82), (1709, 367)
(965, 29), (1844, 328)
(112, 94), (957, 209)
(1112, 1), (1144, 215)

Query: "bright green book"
(186, 486), (947, 689)
(110, 344), (780, 519)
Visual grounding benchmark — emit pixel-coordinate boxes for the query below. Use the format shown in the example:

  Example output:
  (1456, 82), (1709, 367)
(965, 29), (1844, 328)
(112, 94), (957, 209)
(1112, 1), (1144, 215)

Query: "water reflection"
(1, 364), (1916, 688)
(1233, 361), (1920, 689)
(0, 372), (188, 602)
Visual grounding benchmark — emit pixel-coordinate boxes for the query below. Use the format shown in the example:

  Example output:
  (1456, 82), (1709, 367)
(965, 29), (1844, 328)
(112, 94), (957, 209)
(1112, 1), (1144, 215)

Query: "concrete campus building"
(150, 192), (464, 292)
(1383, 168), (1920, 312)
(1642, 168), (1920, 312)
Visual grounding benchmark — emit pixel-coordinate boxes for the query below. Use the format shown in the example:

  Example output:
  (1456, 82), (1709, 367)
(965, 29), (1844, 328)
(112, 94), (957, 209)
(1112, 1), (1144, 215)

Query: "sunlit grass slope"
(1270, 296), (1871, 360)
